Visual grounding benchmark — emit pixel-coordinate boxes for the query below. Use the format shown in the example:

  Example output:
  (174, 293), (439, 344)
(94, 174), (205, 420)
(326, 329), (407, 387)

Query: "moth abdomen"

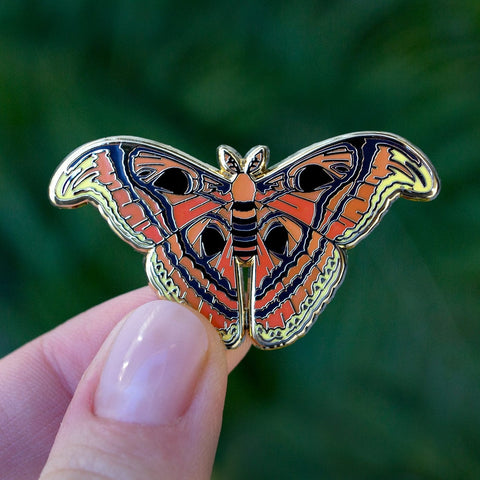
(231, 213), (258, 258)
(230, 173), (258, 260)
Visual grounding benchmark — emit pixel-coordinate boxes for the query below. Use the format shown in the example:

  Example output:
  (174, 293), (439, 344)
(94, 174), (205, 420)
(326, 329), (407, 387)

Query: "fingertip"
(94, 300), (210, 425)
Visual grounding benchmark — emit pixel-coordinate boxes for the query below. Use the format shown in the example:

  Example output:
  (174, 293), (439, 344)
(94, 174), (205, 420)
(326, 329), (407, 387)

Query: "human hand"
(0, 287), (251, 479)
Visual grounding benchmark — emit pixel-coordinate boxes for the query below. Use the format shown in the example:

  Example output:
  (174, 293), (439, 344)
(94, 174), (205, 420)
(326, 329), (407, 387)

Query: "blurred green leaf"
(1, 0), (479, 477)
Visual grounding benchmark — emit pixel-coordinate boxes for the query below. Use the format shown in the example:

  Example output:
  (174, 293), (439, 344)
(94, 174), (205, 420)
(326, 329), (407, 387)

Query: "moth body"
(231, 172), (258, 262)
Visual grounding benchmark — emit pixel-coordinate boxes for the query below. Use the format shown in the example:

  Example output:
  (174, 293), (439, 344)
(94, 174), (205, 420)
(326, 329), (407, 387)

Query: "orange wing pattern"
(49, 137), (244, 347)
(50, 133), (439, 349)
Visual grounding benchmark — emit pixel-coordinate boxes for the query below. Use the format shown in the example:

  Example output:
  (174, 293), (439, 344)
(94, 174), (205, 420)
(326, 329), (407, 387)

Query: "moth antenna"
(217, 145), (242, 174)
(246, 145), (269, 175)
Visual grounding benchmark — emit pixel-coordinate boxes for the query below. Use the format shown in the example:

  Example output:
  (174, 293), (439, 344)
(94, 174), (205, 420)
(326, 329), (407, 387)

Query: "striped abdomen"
(232, 201), (257, 258)
(231, 173), (257, 260)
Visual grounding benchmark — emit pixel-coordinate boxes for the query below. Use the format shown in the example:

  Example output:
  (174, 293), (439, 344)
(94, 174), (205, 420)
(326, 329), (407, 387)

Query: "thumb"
(40, 300), (234, 480)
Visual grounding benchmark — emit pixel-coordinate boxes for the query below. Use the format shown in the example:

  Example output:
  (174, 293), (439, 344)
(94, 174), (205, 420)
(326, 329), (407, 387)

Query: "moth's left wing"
(50, 136), (243, 347)
(251, 132), (439, 348)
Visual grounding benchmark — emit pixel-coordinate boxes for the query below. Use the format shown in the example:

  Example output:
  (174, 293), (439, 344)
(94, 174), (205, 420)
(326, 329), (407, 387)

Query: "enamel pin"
(50, 132), (440, 349)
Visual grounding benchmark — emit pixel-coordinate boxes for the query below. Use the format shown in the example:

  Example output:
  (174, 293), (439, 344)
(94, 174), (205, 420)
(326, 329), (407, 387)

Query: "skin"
(0, 286), (251, 479)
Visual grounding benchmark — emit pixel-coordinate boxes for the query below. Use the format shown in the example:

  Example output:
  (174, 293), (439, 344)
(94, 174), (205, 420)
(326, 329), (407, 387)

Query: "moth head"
(217, 145), (269, 176)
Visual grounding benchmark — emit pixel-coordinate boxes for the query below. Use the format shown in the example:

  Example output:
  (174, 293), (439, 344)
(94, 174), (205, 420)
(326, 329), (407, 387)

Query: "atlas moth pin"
(49, 132), (440, 349)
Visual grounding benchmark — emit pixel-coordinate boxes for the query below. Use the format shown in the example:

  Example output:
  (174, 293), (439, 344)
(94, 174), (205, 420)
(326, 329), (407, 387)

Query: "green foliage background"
(1, 1), (479, 478)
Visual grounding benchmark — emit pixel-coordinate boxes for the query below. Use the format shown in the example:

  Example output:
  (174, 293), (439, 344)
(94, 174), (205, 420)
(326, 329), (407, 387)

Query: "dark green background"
(1, 1), (479, 478)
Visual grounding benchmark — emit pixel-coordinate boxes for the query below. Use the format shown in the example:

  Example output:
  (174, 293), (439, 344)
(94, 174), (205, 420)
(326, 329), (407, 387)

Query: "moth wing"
(50, 136), (242, 347)
(251, 132), (439, 348)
